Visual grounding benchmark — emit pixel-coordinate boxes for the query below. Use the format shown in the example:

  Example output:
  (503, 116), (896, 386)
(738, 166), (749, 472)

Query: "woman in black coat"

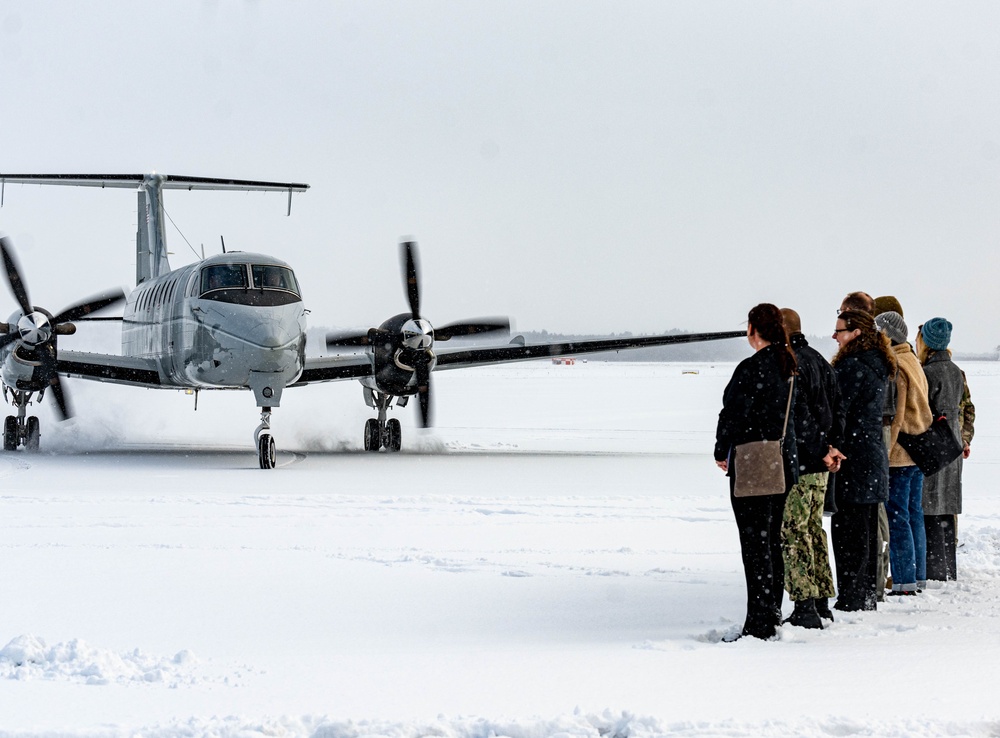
(715, 304), (798, 640)
(830, 310), (896, 611)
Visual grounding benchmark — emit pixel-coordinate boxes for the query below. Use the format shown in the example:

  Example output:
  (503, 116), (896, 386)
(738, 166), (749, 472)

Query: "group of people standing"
(714, 294), (974, 641)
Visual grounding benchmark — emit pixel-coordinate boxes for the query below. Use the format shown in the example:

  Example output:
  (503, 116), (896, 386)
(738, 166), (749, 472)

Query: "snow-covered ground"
(2, 361), (1000, 737)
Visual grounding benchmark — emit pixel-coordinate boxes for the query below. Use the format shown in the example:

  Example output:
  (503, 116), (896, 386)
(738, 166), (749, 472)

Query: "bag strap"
(780, 376), (795, 441)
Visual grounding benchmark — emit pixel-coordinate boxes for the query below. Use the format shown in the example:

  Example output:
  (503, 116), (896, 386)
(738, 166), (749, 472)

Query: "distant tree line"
(308, 326), (998, 362)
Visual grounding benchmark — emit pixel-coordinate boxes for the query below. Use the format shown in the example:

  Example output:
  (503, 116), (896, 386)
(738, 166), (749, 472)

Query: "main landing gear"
(255, 407), (276, 469)
(2, 390), (41, 452)
(363, 390), (403, 452)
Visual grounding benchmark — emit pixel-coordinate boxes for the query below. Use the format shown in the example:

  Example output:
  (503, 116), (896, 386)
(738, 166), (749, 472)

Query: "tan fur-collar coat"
(889, 343), (933, 467)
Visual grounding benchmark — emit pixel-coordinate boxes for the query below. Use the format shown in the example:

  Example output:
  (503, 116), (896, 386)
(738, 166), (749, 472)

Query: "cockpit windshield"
(199, 263), (302, 306)
(251, 265), (299, 293)
(201, 264), (248, 293)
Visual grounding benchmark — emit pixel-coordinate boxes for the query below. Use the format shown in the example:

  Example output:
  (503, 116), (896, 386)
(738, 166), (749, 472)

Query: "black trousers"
(831, 501), (879, 611)
(730, 482), (788, 638)
(925, 514), (957, 581)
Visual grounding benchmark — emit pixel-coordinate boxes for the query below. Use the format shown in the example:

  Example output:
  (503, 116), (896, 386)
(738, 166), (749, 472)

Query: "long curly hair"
(832, 309), (898, 378)
(747, 303), (797, 380)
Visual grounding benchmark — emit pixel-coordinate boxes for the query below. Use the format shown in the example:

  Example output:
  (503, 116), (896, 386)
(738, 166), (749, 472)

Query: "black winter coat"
(715, 344), (799, 487)
(832, 347), (890, 504)
(789, 333), (843, 475)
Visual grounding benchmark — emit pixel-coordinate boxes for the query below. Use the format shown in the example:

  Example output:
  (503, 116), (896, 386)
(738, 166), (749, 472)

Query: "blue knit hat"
(921, 317), (953, 350)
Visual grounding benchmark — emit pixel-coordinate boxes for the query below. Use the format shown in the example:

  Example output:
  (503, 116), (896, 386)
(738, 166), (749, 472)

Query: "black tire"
(3, 416), (17, 452)
(364, 418), (381, 451)
(25, 416), (40, 452)
(386, 418), (402, 452)
(258, 433), (276, 469)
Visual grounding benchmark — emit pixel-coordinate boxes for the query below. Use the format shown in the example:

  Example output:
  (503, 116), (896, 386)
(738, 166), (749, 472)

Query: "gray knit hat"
(875, 311), (908, 345)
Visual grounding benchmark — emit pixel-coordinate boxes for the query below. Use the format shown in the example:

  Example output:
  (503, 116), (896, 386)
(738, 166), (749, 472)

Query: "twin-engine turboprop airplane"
(0, 172), (744, 468)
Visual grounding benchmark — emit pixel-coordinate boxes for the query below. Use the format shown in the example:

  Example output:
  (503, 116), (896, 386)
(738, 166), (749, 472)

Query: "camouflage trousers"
(781, 472), (837, 601)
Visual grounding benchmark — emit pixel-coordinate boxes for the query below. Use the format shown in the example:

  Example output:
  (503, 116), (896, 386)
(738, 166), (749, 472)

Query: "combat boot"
(813, 597), (834, 622)
(783, 599), (824, 629)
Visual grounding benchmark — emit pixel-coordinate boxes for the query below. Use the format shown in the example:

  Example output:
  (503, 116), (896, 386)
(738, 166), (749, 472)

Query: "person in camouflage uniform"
(783, 472), (838, 605)
(779, 309), (841, 628)
(959, 372), (975, 455)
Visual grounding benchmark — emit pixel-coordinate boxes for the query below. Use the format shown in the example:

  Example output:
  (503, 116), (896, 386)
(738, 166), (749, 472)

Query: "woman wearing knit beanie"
(875, 312), (932, 595)
(917, 318), (970, 582)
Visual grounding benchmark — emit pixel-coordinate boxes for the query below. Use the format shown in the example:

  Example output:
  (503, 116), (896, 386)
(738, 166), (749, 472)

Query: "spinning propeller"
(326, 241), (509, 427)
(0, 236), (126, 419)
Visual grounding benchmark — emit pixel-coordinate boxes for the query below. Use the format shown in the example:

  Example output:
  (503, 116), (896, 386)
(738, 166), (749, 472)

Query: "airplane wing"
(57, 350), (375, 388)
(433, 330), (747, 370)
(57, 350), (164, 387)
(293, 353), (374, 385)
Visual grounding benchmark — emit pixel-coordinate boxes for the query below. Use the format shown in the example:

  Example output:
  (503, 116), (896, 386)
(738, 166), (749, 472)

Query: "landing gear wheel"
(385, 418), (402, 452)
(3, 416), (17, 451)
(364, 418), (382, 452)
(25, 416), (40, 452)
(258, 433), (276, 469)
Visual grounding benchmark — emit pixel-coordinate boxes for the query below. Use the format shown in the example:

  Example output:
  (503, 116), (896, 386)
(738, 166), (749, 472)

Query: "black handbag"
(897, 415), (963, 476)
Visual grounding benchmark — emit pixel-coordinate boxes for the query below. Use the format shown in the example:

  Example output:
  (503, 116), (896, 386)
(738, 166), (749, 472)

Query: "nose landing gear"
(254, 407), (276, 469)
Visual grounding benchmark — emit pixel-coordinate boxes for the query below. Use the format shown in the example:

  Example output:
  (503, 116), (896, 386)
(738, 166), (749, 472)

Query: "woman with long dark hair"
(829, 309), (897, 611)
(715, 303), (798, 640)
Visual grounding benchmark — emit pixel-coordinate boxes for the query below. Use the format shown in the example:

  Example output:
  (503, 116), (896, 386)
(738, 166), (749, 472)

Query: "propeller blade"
(326, 329), (376, 349)
(52, 288), (127, 325)
(414, 352), (432, 428)
(0, 236), (33, 315)
(400, 240), (421, 320)
(49, 374), (73, 420)
(413, 361), (431, 428)
(435, 316), (511, 341)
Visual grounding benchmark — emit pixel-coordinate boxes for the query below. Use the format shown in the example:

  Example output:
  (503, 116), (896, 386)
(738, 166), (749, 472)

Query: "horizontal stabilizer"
(0, 173), (309, 193)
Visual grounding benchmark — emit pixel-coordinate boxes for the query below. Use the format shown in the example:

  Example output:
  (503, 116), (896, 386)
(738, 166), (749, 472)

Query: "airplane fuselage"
(123, 251), (306, 405)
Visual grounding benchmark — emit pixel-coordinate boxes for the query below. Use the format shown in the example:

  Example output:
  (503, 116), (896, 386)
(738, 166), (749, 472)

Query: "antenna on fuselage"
(220, 235), (227, 254)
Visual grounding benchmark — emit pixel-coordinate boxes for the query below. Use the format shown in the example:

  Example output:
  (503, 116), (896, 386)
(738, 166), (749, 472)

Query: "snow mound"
(51, 711), (1000, 738)
(0, 634), (200, 686)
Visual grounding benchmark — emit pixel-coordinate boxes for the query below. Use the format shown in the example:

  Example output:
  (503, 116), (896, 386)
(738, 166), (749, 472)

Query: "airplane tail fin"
(0, 173), (309, 284)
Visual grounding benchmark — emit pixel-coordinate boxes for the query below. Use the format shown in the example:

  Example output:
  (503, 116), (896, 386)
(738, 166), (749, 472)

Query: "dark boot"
(783, 599), (824, 629)
(925, 514), (957, 581)
(813, 597), (834, 622)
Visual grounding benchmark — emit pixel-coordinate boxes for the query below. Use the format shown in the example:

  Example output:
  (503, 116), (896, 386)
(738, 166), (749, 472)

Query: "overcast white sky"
(2, 2), (998, 350)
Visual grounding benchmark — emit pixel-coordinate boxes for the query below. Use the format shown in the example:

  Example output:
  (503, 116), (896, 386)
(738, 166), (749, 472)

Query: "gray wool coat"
(922, 352), (965, 515)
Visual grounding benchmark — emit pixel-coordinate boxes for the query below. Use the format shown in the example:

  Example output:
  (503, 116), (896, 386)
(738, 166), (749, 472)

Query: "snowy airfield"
(3, 360), (1000, 737)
